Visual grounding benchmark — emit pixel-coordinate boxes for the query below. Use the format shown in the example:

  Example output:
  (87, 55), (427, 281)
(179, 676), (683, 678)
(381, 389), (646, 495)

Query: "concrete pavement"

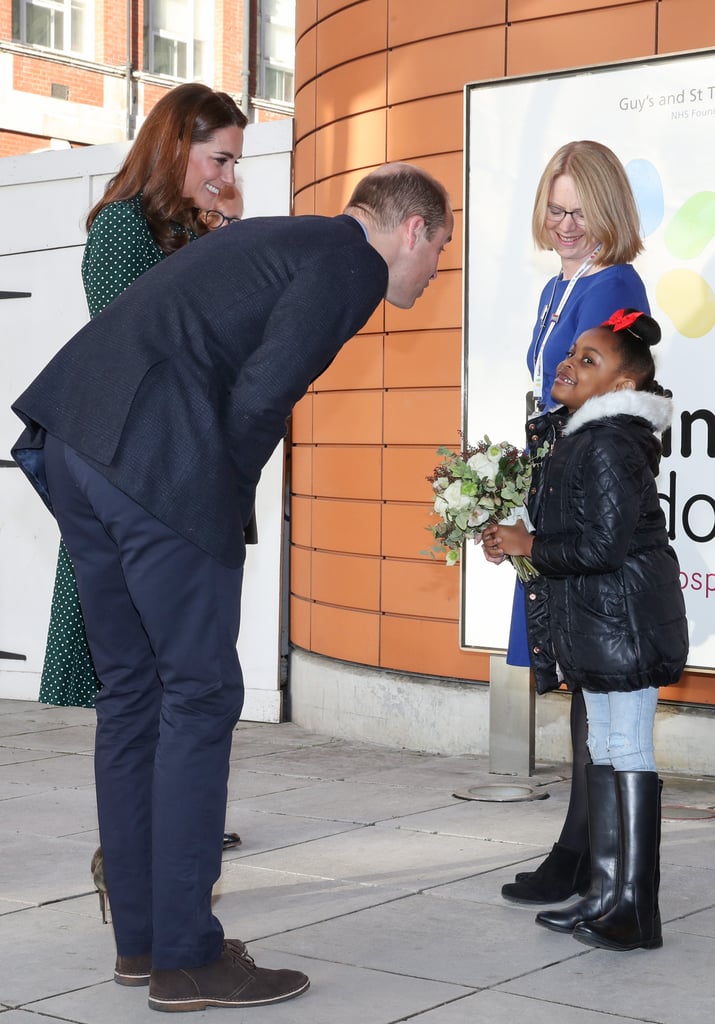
(1, 697), (714, 1023)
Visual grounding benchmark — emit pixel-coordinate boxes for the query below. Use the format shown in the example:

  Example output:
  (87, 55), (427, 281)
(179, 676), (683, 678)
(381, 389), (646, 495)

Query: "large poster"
(463, 50), (715, 672)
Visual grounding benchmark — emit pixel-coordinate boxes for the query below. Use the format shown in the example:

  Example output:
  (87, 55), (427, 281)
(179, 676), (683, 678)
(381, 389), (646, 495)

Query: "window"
(12, 0), (92, 57)
(257, 0), (295, 106)
(145, 0), (214, 81)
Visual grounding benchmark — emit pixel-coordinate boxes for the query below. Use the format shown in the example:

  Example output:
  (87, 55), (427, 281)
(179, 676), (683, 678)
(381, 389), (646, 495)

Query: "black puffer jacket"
(524, 389), (689, 695)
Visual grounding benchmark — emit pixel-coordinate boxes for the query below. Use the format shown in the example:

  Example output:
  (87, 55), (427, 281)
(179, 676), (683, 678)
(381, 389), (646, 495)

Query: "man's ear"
(405, 215), (425, 249)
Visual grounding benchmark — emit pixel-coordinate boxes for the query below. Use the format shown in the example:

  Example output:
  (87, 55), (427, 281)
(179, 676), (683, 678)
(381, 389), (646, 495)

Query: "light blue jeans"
(583, 688), (659, 771)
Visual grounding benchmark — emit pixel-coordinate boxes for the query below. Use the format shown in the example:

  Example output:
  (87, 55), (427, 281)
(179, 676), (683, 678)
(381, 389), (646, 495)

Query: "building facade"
(288, 0), (715, 765)
(0, 0), (295, 156)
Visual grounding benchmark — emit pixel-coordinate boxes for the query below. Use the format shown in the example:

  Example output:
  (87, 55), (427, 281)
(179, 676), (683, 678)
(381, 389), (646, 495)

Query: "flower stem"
(509, 555), (540, 583)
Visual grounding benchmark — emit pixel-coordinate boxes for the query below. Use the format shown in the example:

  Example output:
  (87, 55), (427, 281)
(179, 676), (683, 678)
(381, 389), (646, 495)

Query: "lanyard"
(532, 245), (602, 403)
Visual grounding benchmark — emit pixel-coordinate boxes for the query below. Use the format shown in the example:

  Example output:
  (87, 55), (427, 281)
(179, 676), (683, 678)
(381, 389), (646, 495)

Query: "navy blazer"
(12, 214), (388, 567)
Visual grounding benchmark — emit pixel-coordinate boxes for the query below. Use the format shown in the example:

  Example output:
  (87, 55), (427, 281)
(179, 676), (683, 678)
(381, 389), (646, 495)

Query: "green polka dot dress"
(39, 195), (185, 706)
(39, 542), (100, 707)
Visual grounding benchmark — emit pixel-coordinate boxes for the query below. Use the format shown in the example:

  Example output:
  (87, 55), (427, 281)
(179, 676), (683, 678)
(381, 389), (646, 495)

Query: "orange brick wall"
(216, 0), (244, 91)
(256, 108), (291, 123)
(0, 129), (83, 155)
(0, 0), (285, 155)
(13, 56), (105, 105)
(99, 0), (133, 65)
(291, 0), (715, 705)
(142, 81), (174, 109)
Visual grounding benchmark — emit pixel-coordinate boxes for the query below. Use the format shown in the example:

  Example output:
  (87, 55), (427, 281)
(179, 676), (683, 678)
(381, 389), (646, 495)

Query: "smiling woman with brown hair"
(40, 83), (247, 713)
(82, 83), (247, 313)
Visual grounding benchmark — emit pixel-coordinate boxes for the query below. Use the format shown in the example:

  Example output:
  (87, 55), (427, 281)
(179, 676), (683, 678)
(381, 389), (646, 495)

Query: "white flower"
(467, 508), (491, 528)
(467, 447), (502, 482)
(434, 480), (472, 516)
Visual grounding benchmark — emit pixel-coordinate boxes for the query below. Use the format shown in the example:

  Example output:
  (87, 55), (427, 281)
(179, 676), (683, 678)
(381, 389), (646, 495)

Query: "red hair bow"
(601, 309), (643, 331)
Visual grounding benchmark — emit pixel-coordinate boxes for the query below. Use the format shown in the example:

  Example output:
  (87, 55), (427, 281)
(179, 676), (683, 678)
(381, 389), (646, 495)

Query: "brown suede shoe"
(115, 953), (152, 986)
(147, 939), (309, 1012)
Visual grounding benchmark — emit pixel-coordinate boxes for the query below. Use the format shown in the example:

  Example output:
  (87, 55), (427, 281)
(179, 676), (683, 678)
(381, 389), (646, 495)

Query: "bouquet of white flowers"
(425, 436), (540, 580)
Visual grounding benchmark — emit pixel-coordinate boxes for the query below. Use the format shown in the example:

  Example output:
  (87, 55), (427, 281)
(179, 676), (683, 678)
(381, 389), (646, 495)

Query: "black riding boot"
(506, 692), (590, 902)
(536, 764), (618, 932)
(501, 842), (589, 904)
(574, 770), (662, 951)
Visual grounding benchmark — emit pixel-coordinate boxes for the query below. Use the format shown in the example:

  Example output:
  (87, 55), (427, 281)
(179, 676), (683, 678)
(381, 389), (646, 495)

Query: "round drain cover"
(453, 784), (549, 803)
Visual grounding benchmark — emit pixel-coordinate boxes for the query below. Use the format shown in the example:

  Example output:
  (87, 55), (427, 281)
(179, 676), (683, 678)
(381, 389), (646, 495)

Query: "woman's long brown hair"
(87, 83), (247, 253)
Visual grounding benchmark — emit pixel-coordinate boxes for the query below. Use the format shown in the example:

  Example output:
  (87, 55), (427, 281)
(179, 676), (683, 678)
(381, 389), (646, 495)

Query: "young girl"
(483, 308), (689, 951)
(499, 141), (650, 908)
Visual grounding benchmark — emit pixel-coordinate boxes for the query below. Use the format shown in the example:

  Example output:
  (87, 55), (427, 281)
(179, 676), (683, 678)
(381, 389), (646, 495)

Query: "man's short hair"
(346, 163), (450, 240)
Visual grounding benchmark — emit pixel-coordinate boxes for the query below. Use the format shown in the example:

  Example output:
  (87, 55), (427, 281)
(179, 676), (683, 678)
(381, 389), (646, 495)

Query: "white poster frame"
(462, 50), (715, 674)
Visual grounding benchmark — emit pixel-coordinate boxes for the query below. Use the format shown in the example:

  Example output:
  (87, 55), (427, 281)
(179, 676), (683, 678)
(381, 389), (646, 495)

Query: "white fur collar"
(562, 389), (673, 436)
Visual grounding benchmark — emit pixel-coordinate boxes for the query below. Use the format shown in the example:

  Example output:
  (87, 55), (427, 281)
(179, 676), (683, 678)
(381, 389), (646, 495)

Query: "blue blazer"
(12, 214), (388, 567)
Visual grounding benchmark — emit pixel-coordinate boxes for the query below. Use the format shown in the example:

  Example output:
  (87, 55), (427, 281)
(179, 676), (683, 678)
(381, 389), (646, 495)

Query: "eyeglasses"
(199, 209), (241, 229)
(546, 205), (586, 227)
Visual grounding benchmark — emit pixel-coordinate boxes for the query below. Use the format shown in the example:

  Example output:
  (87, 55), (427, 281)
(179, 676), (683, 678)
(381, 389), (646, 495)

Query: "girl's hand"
(483, 520), (534, 559)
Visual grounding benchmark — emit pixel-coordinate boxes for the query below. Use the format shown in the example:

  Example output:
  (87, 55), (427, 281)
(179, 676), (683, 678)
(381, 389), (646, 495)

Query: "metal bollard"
(489, 655), (535, 777)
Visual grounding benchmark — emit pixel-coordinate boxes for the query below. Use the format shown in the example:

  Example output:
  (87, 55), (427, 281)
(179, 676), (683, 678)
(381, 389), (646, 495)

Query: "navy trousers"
(43, 435), (244, 969)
